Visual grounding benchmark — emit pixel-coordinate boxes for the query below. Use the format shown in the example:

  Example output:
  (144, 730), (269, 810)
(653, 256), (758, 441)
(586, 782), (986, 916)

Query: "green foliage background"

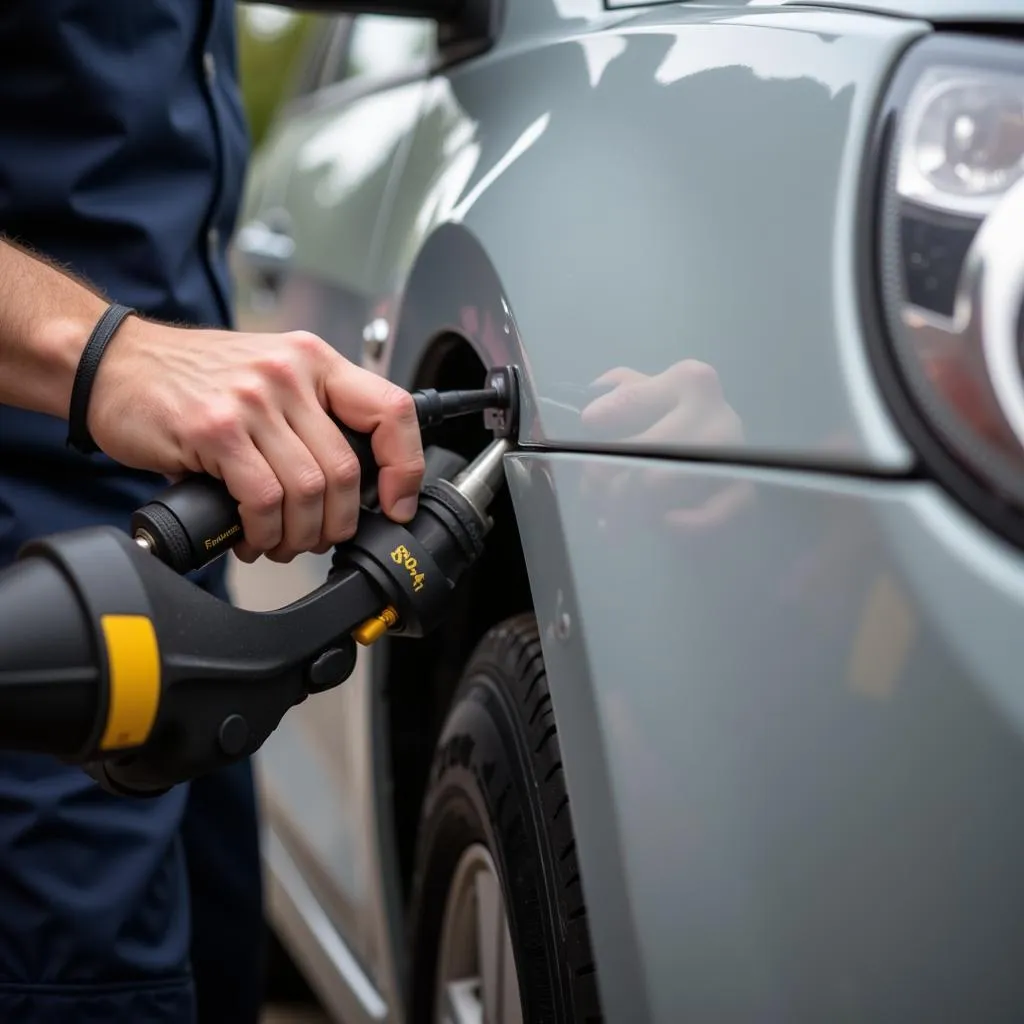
(236, 7), (315, 151)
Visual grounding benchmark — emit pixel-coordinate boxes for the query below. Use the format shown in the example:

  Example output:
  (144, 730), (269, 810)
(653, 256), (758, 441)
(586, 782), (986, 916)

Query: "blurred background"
(237, 2), (316, 150)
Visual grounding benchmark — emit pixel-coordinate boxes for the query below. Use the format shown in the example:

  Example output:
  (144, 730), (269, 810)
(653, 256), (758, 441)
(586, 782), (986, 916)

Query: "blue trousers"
(0, 467), (264, 1023)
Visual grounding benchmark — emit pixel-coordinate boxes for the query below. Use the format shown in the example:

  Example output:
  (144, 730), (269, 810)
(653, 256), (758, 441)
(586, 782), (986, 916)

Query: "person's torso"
(0, 0), (250, 528)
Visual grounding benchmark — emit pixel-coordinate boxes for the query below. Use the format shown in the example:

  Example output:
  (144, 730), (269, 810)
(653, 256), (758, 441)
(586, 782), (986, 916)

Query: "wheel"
(407, 614), (603, 1024)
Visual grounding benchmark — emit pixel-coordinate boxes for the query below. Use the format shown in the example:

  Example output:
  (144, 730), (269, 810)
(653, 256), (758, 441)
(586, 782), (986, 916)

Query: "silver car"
(229, 2), (1024, 1022)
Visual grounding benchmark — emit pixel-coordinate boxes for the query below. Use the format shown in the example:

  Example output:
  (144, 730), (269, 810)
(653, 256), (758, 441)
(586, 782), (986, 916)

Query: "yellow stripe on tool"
(99, 614), (161, 751)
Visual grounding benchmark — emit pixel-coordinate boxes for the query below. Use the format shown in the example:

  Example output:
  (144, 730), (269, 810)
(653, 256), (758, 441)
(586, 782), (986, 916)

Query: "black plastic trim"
(858, 30), (1024, 550)
(435, 0), (503, 67)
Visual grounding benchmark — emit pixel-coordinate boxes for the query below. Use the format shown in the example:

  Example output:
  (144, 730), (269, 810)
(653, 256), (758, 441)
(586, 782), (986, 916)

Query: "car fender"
(383, 218), (652, 1022)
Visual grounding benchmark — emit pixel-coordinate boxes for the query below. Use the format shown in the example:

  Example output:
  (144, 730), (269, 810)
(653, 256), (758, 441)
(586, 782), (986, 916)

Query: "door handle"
(234, 216), (295, 304)
(235, 218), (296, 269)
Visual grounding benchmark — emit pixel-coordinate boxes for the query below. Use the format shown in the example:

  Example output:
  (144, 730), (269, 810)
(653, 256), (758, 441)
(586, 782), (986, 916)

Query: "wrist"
(35, 303), (108, 419)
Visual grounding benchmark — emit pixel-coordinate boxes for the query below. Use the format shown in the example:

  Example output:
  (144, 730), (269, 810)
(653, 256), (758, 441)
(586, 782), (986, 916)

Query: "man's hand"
(88, 319), (425, 563)
(0, 238), (423, 563)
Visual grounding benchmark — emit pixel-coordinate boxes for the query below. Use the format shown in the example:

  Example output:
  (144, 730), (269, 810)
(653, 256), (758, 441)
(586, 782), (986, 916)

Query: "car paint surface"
(353, 7), (929, 471)
(780, 0), (1024, 21)
(229, 2), (1024, 1022)
(507, 450), (1024, 1023)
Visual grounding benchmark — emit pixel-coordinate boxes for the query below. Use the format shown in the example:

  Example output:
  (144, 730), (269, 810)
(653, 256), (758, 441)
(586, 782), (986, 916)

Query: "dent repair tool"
(131, 366), (518, 574)
(0, 366), (520, 799)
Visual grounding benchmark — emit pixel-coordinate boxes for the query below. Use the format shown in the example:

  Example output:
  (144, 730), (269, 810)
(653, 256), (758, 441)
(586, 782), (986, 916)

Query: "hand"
(88, 318), (425, 563)
(578, 360), (751, 532)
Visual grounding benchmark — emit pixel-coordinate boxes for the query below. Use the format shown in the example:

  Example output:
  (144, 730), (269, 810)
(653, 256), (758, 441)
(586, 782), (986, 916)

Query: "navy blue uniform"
(0, 2), (263, 1021)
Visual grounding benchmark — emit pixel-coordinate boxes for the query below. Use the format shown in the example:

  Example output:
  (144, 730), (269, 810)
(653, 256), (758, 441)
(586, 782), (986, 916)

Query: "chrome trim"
(363, 317), (391, 362)
(264, 826), (389, 1022)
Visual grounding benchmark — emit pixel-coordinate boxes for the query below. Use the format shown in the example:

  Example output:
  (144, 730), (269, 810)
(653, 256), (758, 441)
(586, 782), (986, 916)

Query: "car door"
(232, 12), (347, 334)
(229, 12), (437, 1017)
(234, 13), (435, 356)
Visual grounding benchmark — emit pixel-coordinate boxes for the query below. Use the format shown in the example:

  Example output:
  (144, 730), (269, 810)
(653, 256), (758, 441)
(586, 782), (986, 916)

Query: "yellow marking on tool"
(353, 606), (399, 647)
(204, 523), (241, 550)
(390, 544), (427, 592)
(99, 614), (161, 751)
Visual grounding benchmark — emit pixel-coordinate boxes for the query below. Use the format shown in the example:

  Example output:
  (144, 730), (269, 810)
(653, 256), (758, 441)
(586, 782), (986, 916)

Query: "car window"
(337, 14), (436, 83)
(289, 16), (342, 98)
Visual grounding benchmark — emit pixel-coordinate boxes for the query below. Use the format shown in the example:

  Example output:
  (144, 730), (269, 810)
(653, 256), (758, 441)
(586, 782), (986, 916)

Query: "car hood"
(783, 0), (1023, 22)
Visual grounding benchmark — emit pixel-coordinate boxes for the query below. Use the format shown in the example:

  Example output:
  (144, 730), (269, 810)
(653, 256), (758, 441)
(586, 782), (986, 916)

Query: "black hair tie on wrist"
(66, 302), (137, 455)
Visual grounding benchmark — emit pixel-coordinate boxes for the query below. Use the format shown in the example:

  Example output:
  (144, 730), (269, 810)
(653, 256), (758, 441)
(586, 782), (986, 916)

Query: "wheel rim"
(434, 843), (524, 1024)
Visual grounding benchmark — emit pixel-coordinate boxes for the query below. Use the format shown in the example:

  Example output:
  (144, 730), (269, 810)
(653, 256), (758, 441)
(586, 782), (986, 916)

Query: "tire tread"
(479, 614), (604, 1023)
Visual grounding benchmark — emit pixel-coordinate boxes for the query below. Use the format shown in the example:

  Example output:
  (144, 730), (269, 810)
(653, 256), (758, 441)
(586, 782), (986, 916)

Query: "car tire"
(407, 613), (603, 1024)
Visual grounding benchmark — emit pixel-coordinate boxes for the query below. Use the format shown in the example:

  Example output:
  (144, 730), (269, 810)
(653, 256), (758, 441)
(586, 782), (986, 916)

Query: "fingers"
(250, 410), (331, 563)
(325, 363), (424, 522)
(207, 439), (284, 560)
(283, 398), (362, 547)
(233, 539), (261, 564)
(171, 329), (425, 564)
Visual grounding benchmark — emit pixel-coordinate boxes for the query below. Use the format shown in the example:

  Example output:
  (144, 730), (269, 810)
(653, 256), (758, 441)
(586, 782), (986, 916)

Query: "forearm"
(0, 237), (109, 419)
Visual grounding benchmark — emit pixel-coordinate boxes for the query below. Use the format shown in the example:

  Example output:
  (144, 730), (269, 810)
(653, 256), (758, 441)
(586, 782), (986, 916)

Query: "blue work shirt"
(0, 0), (249, 526)
(0, 5), (263, 1021)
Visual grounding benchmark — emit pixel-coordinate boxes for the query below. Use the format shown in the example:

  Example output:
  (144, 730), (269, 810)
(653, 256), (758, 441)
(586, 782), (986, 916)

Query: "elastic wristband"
(66, 303), (136, 455)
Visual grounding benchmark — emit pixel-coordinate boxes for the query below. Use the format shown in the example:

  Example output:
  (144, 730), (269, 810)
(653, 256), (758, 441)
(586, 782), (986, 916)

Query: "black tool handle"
(129, 371), (517, 576)
(131, 421), (378, 574)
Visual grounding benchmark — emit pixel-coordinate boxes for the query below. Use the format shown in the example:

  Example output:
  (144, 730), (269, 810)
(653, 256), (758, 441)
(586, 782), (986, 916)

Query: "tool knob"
(131, 423), (379, 574)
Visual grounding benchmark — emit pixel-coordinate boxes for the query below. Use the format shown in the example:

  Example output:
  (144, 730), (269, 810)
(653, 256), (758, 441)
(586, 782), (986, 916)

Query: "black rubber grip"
(131, 423), (379, 574)
(129, 372), (516, 575)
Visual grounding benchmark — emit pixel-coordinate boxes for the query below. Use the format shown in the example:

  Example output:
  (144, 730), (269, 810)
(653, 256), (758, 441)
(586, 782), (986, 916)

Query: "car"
(227, 1), (1024, 1022)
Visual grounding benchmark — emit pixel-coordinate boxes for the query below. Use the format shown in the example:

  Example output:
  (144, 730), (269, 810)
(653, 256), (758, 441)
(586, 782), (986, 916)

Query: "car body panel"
(507, 448), (1024, 1023)
(604, 0), (1024, 22)
(509, 0), (1023, 37)
(783, 0), (1024, 22)
(371, 6), (927, 470)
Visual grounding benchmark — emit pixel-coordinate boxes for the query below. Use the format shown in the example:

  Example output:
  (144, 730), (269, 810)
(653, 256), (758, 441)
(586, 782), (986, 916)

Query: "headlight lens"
(898, 68), (1024, 216)
(872, 35), (1024, 539)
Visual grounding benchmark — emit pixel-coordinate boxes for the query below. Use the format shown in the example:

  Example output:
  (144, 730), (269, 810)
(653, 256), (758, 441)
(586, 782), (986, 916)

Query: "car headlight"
(869, 33), (1024, 542)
